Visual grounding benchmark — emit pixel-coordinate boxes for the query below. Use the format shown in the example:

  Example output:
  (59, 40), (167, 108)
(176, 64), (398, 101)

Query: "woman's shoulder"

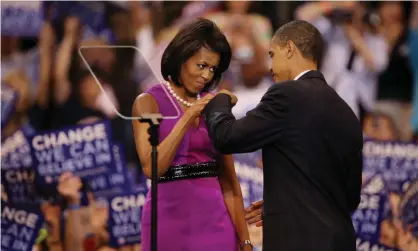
(133, 92), (159, 115)
(144, 83), (166, 96)
(134, 83), (169, 111)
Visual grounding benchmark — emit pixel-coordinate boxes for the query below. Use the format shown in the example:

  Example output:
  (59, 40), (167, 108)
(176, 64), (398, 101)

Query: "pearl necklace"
(165, 81), (200, 107)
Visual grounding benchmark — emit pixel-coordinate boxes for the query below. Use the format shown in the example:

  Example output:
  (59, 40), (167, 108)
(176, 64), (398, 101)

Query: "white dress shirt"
(294, 70), (311, 80)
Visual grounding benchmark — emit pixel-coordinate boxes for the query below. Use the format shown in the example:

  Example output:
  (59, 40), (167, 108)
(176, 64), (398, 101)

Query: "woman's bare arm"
(218, 154), (250, 245)
(132, 94), (194, 178)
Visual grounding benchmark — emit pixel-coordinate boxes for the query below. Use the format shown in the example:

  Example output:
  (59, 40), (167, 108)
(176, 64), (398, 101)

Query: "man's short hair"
(273, 20), (324, 63)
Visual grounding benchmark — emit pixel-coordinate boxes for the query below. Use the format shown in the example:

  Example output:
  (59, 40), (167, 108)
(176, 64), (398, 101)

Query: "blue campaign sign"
(89, 144), (133, 199)
(1, 84), (18, 128)
(108, 187), (147, 247)
(48, 1), (113, 42)
(1, 202), (44, 251)
(358, 140), (418, 251)
(1, 130), (32, 170)
(1, 130), (40, 205)
(233, 151), (263, 251)
(352, 175), (387, 245)
(233, 151), (263, 208)
(1, 1), (43, 37)
(363, 140), (418, 194)
(30, 121), (115, 185)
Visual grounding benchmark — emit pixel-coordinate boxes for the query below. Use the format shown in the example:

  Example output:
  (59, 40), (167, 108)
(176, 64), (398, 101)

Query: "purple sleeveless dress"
(141, 84), (237, 251)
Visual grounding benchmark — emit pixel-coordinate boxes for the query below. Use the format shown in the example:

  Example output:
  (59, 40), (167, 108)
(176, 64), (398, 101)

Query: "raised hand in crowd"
(129, 1), (151, 34)
(64, 16), (81, 38)
(90, 199), (110, 244)
(58, 172), (92, 251)
(225, 14), (254, 39)
(295, 1), (356, 22)
(386, 192), (418, 251)
(214, 2), (271, 88)
(41, 203), (63, 251)
(393, 218), (418, 251)
(38, 21), (55, 57)
(58, 172), (82, 204)
(2, 71), (32, 137)
(37, 21), (56, 108)
(54, 16), (81, 105)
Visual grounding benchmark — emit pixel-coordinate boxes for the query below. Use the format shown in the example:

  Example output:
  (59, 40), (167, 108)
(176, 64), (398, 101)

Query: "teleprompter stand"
(138, 113), (163, 251)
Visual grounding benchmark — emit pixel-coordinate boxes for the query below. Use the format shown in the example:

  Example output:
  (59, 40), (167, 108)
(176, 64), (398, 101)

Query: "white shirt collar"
(294, 70), (311, 80)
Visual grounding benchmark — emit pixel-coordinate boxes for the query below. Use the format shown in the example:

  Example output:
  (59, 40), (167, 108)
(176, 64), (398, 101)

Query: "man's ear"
(286, 40), (297, 59)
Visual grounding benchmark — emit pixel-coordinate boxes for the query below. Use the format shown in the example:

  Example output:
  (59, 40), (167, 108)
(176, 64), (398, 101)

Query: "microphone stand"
(138, 113), (163, 251)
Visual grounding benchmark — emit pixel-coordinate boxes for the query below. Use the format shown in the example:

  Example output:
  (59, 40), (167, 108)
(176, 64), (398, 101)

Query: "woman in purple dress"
(132, 19), (252, 251)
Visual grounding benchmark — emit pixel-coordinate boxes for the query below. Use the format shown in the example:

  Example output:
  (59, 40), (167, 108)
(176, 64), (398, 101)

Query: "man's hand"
(245, 200), (263, 227)
(218, 89), (237, 106)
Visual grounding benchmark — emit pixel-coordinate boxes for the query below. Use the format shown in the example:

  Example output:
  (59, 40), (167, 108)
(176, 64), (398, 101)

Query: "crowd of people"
(1, 1), (418, 251)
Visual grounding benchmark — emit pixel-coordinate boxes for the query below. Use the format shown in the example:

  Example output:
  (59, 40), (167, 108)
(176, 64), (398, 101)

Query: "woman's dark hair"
(161, 18), (231, 92)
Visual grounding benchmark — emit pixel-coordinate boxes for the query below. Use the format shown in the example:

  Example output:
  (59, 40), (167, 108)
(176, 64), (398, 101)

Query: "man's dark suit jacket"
(203, 71), (363, 251)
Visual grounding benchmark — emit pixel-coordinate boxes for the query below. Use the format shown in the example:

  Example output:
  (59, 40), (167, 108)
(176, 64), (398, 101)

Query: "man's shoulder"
(266, 80), (312, 99)
(267, 80), (298, 92)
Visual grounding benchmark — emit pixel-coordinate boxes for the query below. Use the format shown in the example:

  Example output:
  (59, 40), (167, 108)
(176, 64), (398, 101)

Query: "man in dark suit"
(202, 20), (363, 251)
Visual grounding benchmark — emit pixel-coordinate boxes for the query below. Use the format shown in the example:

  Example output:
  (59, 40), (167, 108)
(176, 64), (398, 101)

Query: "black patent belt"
(159, 162), (219, 182)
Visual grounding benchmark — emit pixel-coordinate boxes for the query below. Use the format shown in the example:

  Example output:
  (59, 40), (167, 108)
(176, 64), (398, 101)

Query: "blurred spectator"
(2, 72), (33, 137)
(131, 2), (160, 90)
(206, 1), (273, 118)
(1, 22), (55, 137)
(2, 3), (418, 251)
(380, 219), (397, 248)
(410, 2), (418, 140)
(296, 1), (388, 121)
(41, 202), (63, 250)
(52, 16), (143, 163)
(363, 111), (400, 141)
(52, 17), (116, 128)
(376, 2), (413, 141)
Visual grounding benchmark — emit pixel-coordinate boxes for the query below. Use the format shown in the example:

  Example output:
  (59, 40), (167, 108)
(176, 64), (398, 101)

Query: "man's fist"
(218, 89), (237, 106)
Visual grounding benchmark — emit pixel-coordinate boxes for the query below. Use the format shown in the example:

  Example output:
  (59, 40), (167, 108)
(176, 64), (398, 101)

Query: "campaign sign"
(358, 140), (418, 251)
(1, 130), (32, 170)
(30, 121), (115, 185)
(233, 151), (263, 251)
(1, 130), (40, 205)
(1, 1), (43, 37)
(108, 187), (147, 247)
(352, 175), (388, 249)
(233, 151), (263, 208)
(363, 140), (418, 194)
(1, 202), (44, 251)
(89, 144), (133, 199)
(47, 1), (113, 42)
(1, 84), (18, 128)
(1, 168), (39, 206)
